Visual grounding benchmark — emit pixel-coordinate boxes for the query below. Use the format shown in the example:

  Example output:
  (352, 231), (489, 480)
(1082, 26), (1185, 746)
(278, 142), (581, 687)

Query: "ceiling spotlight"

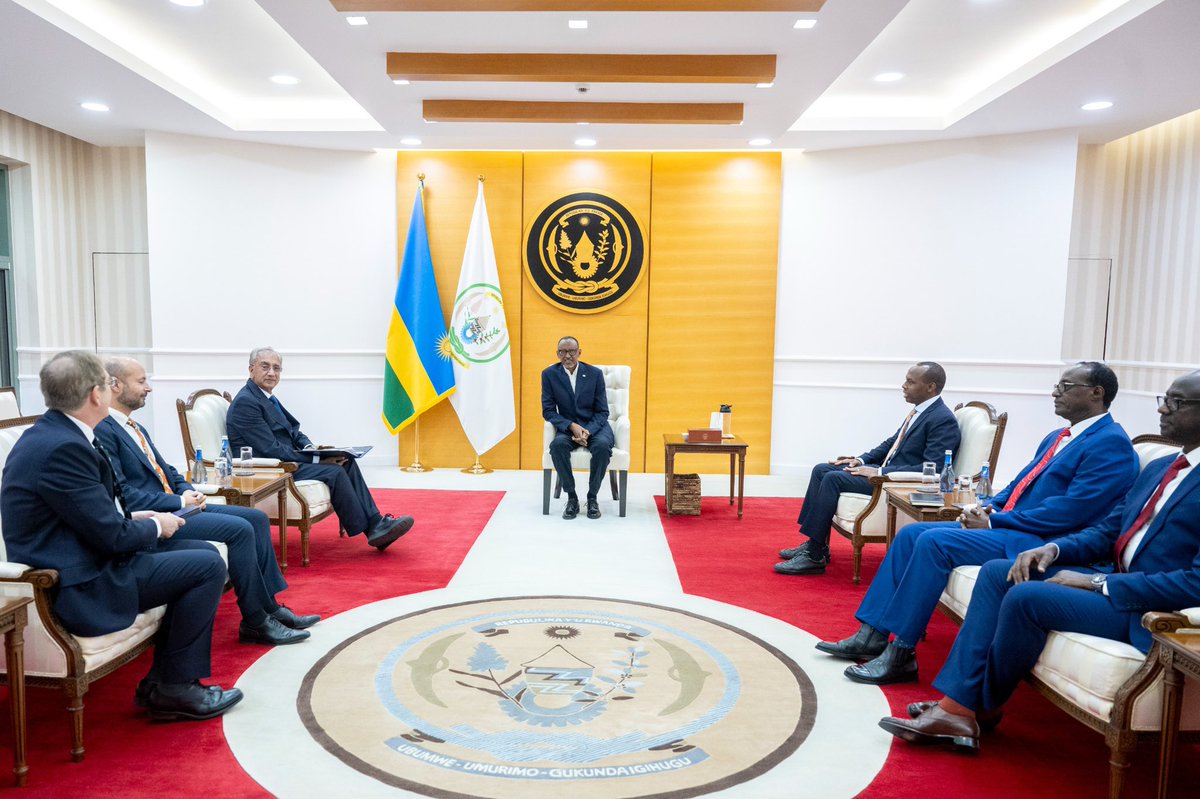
(1081, 100), (1113, 111)
(169, 0), (206, 7)
(80, 101), (110, 112)
(392, 79), (410, 85)
(568, 19), (588, 29)
(874, 72), (904, 82)
(346, 16), (368, 26)
(400, 137), (422, 146)
(757, 82), (774, 89)
(793, 19), (817, 29)
(749, 138), (771, 147)
(575, 137), (597, 147)
(270, 74), (300, 85)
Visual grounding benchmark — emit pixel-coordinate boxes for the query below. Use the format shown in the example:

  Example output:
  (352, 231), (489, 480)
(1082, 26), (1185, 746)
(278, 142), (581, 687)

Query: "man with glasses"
(816, 362), (1139, 686)
(881, 371), (1200, 750)
(227, 347), (413, 550)
(542, 336), (614, 520)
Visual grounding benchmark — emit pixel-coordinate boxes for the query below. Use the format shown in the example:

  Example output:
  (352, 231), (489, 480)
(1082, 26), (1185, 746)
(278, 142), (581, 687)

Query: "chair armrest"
(543, 421), (556, 449)
(1184, 607), (1200, 626)
(0, 562), (31, 579)
(1141, 610), (1194, 634)
(0, 567), (60, 589)
(883, 471), (924, 482)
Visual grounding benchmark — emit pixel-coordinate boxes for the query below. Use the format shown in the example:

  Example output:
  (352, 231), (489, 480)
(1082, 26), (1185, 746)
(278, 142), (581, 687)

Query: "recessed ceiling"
(0, 0), (1198, 152)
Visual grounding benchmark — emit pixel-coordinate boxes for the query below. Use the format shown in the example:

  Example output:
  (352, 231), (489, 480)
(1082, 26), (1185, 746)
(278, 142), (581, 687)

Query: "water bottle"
(190, 448), (208, 484)
(214, 457), (232, 488)
(975, 463), (993, 508)
(938, 449), (956, 495)
(220, 436), (233, 471)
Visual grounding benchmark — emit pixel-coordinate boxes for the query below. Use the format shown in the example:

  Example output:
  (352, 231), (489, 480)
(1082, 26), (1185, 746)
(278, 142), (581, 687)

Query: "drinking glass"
(237, 446), (254, 476)
(921, 461), (938, 493)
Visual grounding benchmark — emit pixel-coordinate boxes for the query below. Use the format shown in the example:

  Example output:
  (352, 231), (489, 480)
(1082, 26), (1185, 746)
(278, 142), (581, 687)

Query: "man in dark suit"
(542, 336), (614, 520)
(776, 362), (961, 576)
(97, 357), (318, 647)
(817, 362), (1139, 684)
(226, 347), (412, 550)
(878, 370), (1200, 751)
(0, 351), (241, 720)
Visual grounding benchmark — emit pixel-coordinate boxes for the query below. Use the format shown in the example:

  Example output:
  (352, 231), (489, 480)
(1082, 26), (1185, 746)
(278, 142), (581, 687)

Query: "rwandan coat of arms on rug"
(524, 192), (646, 314)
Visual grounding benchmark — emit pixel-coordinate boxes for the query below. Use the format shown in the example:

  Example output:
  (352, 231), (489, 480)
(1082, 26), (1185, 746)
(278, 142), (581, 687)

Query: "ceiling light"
(575, 137), (597, 147)
(392, 79), (410, 85)
(793, 19), (817, 29)
(270, 75), (299, 85)
(757, 82), (774, 89)
(749, 138), (771, 147)
(169, 0), (205, 7)
(346, 16), (368, 26)
(80, 101), (109, 112)
(1081, 100), (1113, 111)
(400, 137), (422, 146)
(568, 19), (588, 29)
(873, 72), (904, 83)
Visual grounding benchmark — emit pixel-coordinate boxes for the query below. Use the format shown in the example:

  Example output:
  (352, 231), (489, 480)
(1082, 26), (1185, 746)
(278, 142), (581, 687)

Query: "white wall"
(144, 132), (398, 466)
(772, 132), (1083, 486)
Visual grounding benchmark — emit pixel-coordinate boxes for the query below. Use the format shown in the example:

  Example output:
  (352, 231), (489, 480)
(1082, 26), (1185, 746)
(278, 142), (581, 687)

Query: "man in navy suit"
(542, 336), (615, 520)
(226, 347), (412, 550)
(816, 362), (1139, 684)
(880, 370), (1200, 750)
(97, 357), (318, 648)
(776, 362), (961, 576)
(0, 351), (241, 721)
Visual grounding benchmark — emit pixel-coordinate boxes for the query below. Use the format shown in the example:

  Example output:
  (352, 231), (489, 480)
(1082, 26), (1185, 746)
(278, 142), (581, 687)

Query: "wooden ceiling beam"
(337, 2), (822, 11)
(388, 53), (774, 84)
(422, 99), (743, 125)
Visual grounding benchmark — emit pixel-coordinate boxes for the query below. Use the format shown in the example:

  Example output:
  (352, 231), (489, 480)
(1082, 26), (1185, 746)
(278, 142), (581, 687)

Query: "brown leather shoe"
(878, 704), (980, 751)
(906, 700), (1003, 732)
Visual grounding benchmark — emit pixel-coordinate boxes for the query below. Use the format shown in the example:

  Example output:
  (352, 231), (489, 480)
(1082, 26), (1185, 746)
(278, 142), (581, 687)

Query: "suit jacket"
(1053, 453), (1200, 651)
(989, 414), (1139, 551)
(541, 362), (613, 439)
(0, 410), (159, 636)
(859, 397), (961, 475)
(226, 379), (313, 463)
(94, 415), (190, 513)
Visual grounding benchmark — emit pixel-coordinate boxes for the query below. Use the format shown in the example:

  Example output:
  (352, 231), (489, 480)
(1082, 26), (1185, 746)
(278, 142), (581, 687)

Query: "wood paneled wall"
(394, 150), (779, 474)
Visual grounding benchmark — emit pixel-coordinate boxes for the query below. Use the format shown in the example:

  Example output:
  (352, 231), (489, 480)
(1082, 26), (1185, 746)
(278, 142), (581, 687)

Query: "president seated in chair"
(542, 336), (614, 520)
(226, 347), (412, 551)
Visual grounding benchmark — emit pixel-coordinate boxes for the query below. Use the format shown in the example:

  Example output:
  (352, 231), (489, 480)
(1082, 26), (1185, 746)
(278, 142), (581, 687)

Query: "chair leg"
(619, 471), (628, 517)
(609, 469), (619, 499)
(1107, 744), (1131, 799)
(301, 521), (311, 567)
(65, 680), (86, 762)
(542, 470), (552, 515)
(852, 540), (863, 585)
(553, 473), (562, 499)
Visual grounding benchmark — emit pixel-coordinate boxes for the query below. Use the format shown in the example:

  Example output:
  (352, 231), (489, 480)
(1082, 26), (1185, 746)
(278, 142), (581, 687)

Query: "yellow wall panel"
(394, 152), (524, 469)
(645, 153), (780, 475)
(519, 153), (652, 471)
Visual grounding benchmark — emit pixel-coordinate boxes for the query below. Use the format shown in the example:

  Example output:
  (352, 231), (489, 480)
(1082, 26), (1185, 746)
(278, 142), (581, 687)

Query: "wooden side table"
(0, 596), (32, 787)
(883, 484), (961, 546)
(218, 473), (291, 570)
(1154, 628), (1200, 798)
(662, 434), (749, 518)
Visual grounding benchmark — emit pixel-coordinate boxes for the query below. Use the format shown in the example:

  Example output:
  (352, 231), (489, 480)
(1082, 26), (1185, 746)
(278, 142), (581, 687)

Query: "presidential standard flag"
(447, 181), (515, 454)
(383, 185), (456, 434)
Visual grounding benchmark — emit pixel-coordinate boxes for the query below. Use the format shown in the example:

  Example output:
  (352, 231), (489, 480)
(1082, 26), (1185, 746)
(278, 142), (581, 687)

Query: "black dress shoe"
(146, 681), (244, 721)
(779, 540), (832, 561)
(367, 515), (414, 550)
(844, 642), (918, 685)
(815, 623), (888, 661)
(907, 701), (1003, 732)
(586, 497), (601, 519)
(774, 546), (829, 575)
(239, 615), (311, 646)
(271, 605), (321, 630)
(135, 678), (219, 708)
(878, 705), (980, 751)
(562, 497), (579, 520)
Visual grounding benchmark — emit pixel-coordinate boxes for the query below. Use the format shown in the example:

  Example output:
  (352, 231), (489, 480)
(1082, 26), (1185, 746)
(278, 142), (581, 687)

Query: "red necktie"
(1002, 428), (1071, 511)
(881, 410), (917, 469)
(1113, 453), (1189, 570)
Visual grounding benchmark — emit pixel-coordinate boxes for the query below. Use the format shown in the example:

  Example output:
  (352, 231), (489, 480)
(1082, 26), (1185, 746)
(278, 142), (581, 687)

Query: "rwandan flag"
(383, 184), (456, 433)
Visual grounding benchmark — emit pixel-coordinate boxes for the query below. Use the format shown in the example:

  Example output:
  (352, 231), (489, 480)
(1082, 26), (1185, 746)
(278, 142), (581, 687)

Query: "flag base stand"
(403, 461), (429, 473)
(402, 419), (430, 472)
(461, 456), (491, 475)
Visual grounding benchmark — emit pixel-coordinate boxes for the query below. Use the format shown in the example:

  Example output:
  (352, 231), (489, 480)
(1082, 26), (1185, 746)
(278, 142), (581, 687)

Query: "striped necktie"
(127, 419), (173, 494)
(1113, 453), (1189, 571)
(880, 409), (917, 469)
(1002, 428), (1070, 512)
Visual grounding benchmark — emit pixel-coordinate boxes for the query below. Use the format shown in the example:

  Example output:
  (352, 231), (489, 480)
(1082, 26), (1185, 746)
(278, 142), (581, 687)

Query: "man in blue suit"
(818, 362), (1139, 684)
(776, 362), (961, 576)
(542, 336), (614, 520)
(880, 370), (1200, 750)
(1, 351), (241, 721)
(97, 357), (317, 648)
(226, 347), (412, 550)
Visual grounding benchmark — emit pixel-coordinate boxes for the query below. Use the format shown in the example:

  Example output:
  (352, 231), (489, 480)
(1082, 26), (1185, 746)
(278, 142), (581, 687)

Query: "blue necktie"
(269, 395), (285, 419)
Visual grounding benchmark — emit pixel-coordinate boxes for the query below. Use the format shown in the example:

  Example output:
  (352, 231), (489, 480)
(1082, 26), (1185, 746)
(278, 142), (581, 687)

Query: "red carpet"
(659, 495), (1200, 799)
(0, 489), (503, 798)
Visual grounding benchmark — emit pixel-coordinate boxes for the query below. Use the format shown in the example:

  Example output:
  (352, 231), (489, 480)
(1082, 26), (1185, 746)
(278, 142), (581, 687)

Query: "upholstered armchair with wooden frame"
(831, 400), (1008, 584)
(0, 415), (228, 762)
(176, 388), (338, 567)
(541, 365), (631, 518)
(0, 387), (20, 420)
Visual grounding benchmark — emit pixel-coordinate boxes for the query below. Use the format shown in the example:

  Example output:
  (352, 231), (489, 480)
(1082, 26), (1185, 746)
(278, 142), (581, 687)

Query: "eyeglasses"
(256, 363), (283, 374)
(1053, 381), (1095, 393)
(107, 378), (119, 389)
(557, 349), (579, 357)
(1157, 394), (1200, 412)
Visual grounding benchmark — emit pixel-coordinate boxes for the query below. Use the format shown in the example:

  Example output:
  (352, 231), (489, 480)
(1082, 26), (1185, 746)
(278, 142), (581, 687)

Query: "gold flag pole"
(461, 454), (491, 475)
(403, 418), (429, 473)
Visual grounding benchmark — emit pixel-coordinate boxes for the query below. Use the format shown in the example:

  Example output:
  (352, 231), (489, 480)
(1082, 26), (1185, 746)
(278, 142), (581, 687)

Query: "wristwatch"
(1090, 573), (1108, 593)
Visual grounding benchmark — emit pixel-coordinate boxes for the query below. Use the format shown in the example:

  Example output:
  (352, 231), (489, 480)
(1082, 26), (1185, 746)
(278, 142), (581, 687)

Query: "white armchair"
(541, 365), (631, 517)
(831, 400), (1008, 584)
(0, 387), (20, 421)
